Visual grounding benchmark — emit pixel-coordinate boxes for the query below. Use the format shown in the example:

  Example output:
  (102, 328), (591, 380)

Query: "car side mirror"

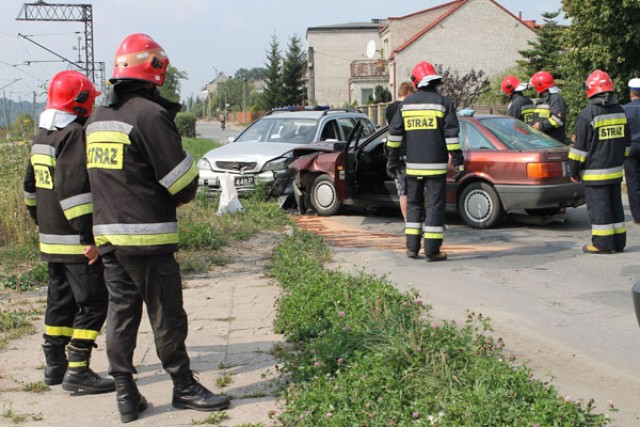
(226, 136), (235, 144)
(333, 141), (346, 151)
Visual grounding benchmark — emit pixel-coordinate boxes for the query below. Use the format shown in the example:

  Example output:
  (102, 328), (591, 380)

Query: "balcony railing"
(351, 60), (388, 78)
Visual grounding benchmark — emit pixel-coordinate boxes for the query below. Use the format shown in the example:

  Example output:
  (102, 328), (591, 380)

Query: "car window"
(479, 117), (566, 150)
(337, 118), (356, 142)
(357, 118), (376, 138)
(462, 121), (495, 150)
(235, 118), (318, 143)
(320, 120), (339, 141)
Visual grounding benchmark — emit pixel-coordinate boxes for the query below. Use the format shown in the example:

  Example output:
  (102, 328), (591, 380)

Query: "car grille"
(215, 161), (258, 172)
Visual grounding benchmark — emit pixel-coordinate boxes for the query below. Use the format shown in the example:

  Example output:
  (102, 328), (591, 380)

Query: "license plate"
(234, 176), (255, 187)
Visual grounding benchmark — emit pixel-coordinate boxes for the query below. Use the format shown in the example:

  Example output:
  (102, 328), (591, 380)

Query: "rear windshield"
(235, 118), (318, 144)
(478, 117), (566, 150)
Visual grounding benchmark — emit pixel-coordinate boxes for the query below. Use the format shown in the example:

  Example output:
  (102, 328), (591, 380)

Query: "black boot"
(171, 371), (230, 411)
(42, 344), (68, 385)
(114, 374), (148, 423)
(61, 345), (115, 394)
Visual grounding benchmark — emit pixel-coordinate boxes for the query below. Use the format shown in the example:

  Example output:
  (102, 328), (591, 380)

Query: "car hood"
(201, 141), (303, 164)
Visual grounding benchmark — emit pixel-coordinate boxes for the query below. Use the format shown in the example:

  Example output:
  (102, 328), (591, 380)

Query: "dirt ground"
(0, 232), (285, 426)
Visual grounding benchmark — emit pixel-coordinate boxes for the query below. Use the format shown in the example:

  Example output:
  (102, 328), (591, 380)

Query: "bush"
(175, 112), (197, 137)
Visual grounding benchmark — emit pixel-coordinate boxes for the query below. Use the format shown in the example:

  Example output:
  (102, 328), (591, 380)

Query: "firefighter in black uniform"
(85, 34), (230, 423)
(23, 70), (114, 394)
(387, 61), (464, 262)
(568, 70), (630, 254)
(500, 75), (531, 121)
(525, 71), (568, 143)
(623, 78), (640, 223)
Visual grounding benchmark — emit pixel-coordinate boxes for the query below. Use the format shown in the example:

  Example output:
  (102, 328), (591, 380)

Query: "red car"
(286, 113), (585, 229)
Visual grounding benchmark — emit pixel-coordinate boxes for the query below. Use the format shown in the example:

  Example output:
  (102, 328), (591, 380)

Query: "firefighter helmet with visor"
(530, 71), (556, 93)
(411, 61), (442, 88)
(46, 70), (100, 118)
(500, 75), (522, 96)
(112, 33), (169, 86)
(585, 70), (614, 98)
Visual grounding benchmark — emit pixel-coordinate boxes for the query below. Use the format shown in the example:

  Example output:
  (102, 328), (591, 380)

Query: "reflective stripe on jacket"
(23, 121), (94, 263)
(85, 86), (198, 255)
(386, 86), (463, 177)
(569, 94), (630, 186)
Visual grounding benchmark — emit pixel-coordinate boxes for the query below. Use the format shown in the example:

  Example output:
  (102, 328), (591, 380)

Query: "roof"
(388, 0), (537, 60)
(306, 20), (386, 37)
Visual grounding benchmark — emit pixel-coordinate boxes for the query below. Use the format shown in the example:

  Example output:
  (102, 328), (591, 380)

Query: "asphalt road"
(299, 204), (640, 426)
(196, 119), (243, 144)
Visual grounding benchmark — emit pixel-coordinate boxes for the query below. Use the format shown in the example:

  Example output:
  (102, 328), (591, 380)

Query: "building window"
(361, 88), (373, 104)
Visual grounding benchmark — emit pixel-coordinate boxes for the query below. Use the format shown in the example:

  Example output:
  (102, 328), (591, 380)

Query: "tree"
(159, 65), (188, 103)
(374, 85), (392, 103)
(561, 0), (640, 130)
(282, 35), (306, 106)
(435, 67), (490, 109)
(262, 33), (285, 110)
(517, 11), (566, 79)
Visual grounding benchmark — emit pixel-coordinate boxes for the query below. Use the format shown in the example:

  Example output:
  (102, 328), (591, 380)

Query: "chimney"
(518, 11), (522, 20)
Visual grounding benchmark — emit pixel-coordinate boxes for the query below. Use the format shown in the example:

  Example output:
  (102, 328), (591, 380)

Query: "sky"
(0, 0), (562, 103)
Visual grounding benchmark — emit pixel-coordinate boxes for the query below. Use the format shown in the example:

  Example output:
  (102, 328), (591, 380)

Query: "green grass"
(270, 230), (613, 426)
(182, 137), (220, 161)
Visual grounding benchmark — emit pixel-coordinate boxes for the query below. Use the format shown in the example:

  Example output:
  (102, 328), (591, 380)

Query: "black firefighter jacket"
(568, 93), (630, 186)
(24, 119), (95, 263)
(522, 92), (568, 143)
(386, 86), (463, 177)
(507, 92), (532, 122)
(85, 83), (198, 255)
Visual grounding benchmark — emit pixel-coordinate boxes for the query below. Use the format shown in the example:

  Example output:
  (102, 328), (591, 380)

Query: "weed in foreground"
(190, 410), (229, 425)
(271, 230), (613, 426)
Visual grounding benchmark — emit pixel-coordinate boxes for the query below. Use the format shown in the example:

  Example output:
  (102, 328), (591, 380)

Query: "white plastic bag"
(217, 173), (244, 216)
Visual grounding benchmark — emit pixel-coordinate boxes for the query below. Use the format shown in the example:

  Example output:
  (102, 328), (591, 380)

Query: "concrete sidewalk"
(0, 232), (284, 426)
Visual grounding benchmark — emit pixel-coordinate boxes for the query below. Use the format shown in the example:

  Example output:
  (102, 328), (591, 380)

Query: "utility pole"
(16, 2), (96, 82)
(242, 78), (247, 124)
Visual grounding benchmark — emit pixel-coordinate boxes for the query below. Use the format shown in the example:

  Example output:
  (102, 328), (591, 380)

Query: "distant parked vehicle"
(286, 112), (585, 229)
(197, 108), (376, 195)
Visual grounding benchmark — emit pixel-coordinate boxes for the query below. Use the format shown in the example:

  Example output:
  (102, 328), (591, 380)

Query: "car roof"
(262, 109), (368, 120)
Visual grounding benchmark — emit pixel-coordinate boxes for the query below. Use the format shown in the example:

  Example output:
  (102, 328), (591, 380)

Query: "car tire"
(309, 174), (342, 216)
(458, 181), (503, 229)
(525, 207), (563, 217)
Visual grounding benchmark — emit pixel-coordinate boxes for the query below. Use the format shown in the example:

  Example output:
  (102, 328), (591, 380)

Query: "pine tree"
(263, 33), (284, 110)
(517, 11), (566, 80)
(282, 35), (306, 106)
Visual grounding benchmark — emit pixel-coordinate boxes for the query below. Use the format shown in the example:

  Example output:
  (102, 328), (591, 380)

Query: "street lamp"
(242, 78), (247, 125)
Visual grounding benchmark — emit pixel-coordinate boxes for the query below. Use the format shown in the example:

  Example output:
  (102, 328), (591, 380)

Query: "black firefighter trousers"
(44, 262), (108, 347)
(101, 251), (191, 377)
(584, 183), (626, 252)
(405, 175), (446, 255)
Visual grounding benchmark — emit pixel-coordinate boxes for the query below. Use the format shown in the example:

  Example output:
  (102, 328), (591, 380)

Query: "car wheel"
(525, 207), (563, 216)
(458, 181), (503, 229)
(309, 174), (342, 216)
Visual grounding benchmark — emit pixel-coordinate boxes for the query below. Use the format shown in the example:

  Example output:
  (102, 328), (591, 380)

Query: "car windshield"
(478, 117), (566, 150)
(235, 118), (318, 144)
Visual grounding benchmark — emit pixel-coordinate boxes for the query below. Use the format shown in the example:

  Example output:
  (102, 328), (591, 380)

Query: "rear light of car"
(527, 162), (563, 178)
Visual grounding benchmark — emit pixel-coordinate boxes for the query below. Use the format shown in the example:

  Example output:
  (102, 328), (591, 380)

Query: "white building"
(307, 0), (537, 106)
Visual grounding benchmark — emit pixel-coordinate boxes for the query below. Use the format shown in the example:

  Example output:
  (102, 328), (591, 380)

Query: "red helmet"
(46, 70), (100, 118)
(112, 33), (169, 86)
(411, 61), (442, 88)
(500, 75), (521, 96)
(585, 69), (614, 98)
(529, 71), (555, 93)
